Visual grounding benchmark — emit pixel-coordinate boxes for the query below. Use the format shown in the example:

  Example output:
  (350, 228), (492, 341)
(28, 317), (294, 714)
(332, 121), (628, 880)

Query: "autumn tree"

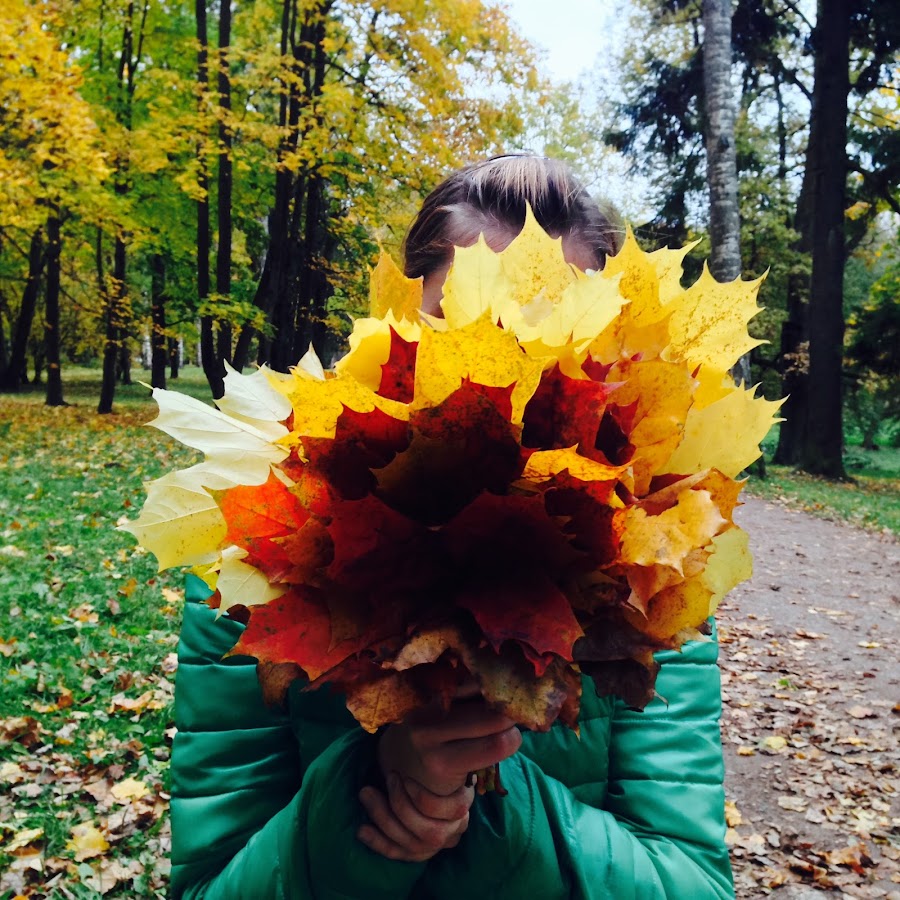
(0, 0), (108, 399)
(2, 0), (538, 405)
(226, 0), (537, 377)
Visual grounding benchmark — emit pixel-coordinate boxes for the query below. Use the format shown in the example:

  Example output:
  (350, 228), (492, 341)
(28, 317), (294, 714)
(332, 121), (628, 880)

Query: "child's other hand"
(356, 775), (472, 862)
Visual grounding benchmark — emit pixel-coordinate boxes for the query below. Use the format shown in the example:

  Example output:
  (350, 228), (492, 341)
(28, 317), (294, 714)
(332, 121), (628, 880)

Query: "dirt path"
(719, 496), (900, 898)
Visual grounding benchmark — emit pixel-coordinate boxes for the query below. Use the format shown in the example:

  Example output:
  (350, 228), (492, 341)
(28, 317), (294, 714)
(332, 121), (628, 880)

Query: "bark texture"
(197, 0), (221, 398)
(150, 253), (167, 389)
(0, 228), (44, 391)
(44, 210), (64, 406)
(800, 0), (850, 478)
(702, 0), (749, 386)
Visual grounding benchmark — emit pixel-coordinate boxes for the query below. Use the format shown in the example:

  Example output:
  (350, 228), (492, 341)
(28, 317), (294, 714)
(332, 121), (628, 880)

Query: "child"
(169, 156), (735, 899)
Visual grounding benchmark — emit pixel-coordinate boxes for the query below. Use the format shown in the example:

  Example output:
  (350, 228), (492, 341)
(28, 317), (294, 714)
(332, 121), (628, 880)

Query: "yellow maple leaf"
(217, 545), (286, 614)
(66, 823), (109, 862)
(110, 777), (149, 803)
(702, 526), (753, 615)
(523, 447), (627, 496)
(368, 250), (423, 320)
(600, 227), (670, 328)
(607, 359), (695, 495)
(441, 234), (512, 328)
(660, 382), (784, 478)
(413, 316), (543, 424)
(496, 204), (579, 307)
(628, 573), (715, 641)
(513, 271), (627, 376)
(691, 366), (736, 410)
(588, 228), (698, 365)
(119, 472), (225, 571)
(334, 310), (421, 392)
(664, 264), (766, 371)
(276, 370), (409, 444)
(620, 489), (728, 575)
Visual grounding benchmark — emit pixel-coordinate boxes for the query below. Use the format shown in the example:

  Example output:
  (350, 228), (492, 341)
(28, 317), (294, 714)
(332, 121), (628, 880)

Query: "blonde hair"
(403, 155), (622, 279)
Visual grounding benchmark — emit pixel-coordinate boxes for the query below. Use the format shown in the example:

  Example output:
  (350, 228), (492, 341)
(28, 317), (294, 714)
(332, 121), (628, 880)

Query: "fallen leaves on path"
(718, 599), (900, 897)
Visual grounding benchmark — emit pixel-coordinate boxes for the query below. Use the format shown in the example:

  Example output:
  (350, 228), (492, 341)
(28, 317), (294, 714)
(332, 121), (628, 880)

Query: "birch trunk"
(702, 0), (748, 386)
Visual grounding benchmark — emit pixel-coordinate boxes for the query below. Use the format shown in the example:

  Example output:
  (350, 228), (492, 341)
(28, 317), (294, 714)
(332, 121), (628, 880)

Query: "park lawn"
(0, 372), (204, 899)
(746, 447), (900, 535)
(1, 368), (897, 897)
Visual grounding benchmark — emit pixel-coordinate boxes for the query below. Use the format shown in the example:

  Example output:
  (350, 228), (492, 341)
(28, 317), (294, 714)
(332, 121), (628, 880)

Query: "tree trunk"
(295, 173), (328, 360)
(235, 0), (301, 371)
(98, 1), (141, 413)
(702, 0), (748, 386)
(0, 304), (7, 375)
(168, 336), (180, 379)
(150, 253), (167, 389)
(118, 340), (132, 384)
(197, 0), (222, 398)
(773, 67), (814, 466)
(44, 209), (65, 406)
(32, 343), (44, 384)
(216, 0), (233, 369)
(271, 3), (331, 371)
(98, 236), (127, 413)
(800, 0), (850, 478)
(0, 229), (44, 392)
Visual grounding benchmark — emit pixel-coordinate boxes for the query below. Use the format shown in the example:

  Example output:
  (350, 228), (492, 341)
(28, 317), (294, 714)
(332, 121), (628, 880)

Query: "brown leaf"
(0, 715), (43, 748)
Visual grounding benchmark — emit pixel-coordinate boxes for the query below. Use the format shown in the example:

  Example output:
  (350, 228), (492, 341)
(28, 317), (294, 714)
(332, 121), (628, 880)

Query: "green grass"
(0, 369), (205, 898)
(7, 363), (213, 408)
(746, 445), (900, 535)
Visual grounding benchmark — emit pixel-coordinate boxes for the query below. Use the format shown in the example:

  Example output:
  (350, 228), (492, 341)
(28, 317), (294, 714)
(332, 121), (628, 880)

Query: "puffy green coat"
(170, 576), (734, 899)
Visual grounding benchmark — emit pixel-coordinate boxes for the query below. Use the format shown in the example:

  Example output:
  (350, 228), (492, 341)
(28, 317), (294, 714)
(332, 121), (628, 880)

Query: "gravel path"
(718, 496), (899, 898)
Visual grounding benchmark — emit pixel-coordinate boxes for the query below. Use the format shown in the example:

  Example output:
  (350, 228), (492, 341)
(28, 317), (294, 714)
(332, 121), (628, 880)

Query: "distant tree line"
(0, 0), (536, 407)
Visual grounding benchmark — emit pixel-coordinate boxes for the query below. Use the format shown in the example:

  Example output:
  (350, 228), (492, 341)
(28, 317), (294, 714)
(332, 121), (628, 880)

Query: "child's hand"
(357, 693), (521, 862)
(376, 694), (521, 796)
(357, 775), (472, 862)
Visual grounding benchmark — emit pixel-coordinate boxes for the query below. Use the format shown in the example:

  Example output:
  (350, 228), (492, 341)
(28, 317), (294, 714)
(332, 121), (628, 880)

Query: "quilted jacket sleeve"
(421, 632), (734, 900)
(169, 577), (426, 900)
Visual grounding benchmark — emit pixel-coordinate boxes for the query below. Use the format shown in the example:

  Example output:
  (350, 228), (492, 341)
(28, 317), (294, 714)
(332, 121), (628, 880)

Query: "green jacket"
(170, 577), (734, 899)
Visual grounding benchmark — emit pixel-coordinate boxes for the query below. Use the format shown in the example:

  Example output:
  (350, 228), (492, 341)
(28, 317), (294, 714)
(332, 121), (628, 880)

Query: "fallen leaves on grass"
(0, 400), (193, 898)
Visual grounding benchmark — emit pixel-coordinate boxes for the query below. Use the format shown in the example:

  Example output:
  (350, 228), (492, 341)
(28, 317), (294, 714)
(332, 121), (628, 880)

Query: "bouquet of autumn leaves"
(123, 212), (781, 740)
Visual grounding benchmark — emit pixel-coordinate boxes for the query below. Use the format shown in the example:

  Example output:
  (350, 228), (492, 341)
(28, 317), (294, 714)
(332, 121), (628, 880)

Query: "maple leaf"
(368, 251), (423, 320)
(119, 472), (225, 571)
(335, 310), (422, 393)
(413, 315), (544, 425)
(66, 823), (110, 862)
(522, 364), (619, 459)
(663, 264), (766, 372)
(660, 380), (785, 478)
(148, 387), (288, 481)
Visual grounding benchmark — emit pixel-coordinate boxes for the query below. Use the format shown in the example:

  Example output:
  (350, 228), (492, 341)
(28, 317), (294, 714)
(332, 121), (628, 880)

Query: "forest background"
(0, 0), (898, 477)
